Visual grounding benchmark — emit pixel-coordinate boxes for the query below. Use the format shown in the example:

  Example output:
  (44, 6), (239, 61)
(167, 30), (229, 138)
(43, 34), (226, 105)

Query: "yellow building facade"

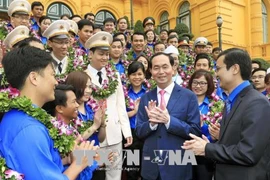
(1, 0), (269, 60)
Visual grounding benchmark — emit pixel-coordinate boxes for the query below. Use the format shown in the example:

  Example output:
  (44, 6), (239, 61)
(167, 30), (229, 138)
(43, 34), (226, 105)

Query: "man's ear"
(55, 105), (63, 114)
(28, 71), (39, 86)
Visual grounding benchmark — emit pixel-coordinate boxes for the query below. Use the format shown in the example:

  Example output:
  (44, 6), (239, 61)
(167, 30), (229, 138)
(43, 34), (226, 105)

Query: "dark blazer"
(135, 83), (201, 180)
(205, 85), (270, 180)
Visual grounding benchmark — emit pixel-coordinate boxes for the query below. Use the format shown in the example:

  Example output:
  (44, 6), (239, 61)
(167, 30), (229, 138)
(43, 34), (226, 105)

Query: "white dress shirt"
(149, 82), (175, 130)
(51, 53), (68, 75)
(87, 64), (106, 86)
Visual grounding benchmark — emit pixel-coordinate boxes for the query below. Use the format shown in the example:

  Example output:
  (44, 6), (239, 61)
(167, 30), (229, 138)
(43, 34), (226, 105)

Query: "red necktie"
(159, 89), (166, 110)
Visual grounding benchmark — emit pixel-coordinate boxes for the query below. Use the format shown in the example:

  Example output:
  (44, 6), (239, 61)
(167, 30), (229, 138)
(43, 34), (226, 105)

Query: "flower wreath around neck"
(91, 62), (119, 100)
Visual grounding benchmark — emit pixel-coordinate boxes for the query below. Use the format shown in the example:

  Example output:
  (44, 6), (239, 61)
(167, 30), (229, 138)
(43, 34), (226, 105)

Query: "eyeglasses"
(192, 81), (208, 87)
(52, 41), (69, 46)
(251, 75), (265, 80)
(13, 15), (29, 21)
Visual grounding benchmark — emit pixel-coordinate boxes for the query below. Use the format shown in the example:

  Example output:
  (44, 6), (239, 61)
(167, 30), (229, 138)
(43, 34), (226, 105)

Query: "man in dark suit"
(182, 48), (270, 180)
(135, 52), (201, 180)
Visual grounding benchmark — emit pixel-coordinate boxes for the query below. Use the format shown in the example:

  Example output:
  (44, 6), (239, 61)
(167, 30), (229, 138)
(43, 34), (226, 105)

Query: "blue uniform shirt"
(30, 17), (39, 31)
(112, 59), (125, 75)
(0, 109), (68, 180)
(227, 80), (250, 108)
(127, 85), (147, 129)
(199, 97), (214, 142)
(77, 103), (99, 146)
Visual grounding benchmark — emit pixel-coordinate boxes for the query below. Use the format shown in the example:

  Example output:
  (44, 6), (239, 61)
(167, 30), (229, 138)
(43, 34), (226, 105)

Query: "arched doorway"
(47, 3), (73, 21)
(95, 10), (115, 26)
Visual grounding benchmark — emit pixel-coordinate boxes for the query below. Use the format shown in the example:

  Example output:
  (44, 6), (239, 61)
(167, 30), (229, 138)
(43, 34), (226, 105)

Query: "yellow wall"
(29, 0), (270, 61)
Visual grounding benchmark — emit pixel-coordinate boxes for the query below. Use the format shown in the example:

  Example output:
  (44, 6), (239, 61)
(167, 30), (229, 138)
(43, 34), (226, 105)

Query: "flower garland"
(178, 65), (194, 88)
(123, 79), (151, 109)
(200, 93), (224, 125)
(0, 87), (94, 180)
(54, 46), (89, 83)
(125, 46), (153, 61)
(267, 93), (270, 101)
(91, 62), (119, 100)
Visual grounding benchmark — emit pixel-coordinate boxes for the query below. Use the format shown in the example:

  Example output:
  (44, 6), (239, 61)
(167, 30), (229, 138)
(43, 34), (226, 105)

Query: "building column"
(250, 0), (263, 57)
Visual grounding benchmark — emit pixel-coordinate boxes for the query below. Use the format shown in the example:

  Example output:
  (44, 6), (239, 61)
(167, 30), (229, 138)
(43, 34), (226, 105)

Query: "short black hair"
(103, 18), (115, 25)
(113, 32), (127, 41)
(195, 53), (211, 68)
(217, 48), (252, 80)
(207, 42), (213, 46)
(212, 47), (222, 53)
(42, 84), (75, 116)
(149, 52), (174, 69)
(128, 61), (145, 76)
(264, 73), (270, 84)
(160, 29), (168, 34)
(60, 14), (70, 19)
(93, 24), (103, 30)
(78, 19), (94, 30)
(112, 38), (124, 47)
(84, 13), (95, 19)
(167, 35), (178, 43)
(251, 60), (261, 68)
(31, 1), (44, 10)
(70, 15), (82, 20)
(2, 47), (53, 90)
(131, 32), (145, 41)
(251, 68), (267, 76)
(14, 37), (42, 48)
(117, 17), (127, 24)
(153, 42), (165, 50)
(168, 29), (177, 36)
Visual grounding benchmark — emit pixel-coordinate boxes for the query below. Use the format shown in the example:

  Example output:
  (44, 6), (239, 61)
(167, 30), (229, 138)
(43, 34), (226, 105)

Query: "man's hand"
(124, 136), (133, 147)
(209, 123), (220, 140)
(182, 133), (209, 156)
(148, 106), (170, 124)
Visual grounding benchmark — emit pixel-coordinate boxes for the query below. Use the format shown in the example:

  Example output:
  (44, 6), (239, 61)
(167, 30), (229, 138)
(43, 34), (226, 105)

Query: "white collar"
(87, 64), (106, 75)
(157, 82), (175, 95)
(51, 52), (67, 64)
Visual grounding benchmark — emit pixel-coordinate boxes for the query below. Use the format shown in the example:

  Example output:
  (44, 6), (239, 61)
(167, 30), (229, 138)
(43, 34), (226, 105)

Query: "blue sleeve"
(135, 94), (157, 139)
(9, 125), (69, 180)
(167, 93), (202, 139)
(76, 160), (98, 180)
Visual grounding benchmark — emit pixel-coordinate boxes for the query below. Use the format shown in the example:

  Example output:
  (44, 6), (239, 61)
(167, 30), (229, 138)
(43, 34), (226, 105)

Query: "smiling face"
(110, 41), (123, 59)
(80, 78), (92, 102)
(128, 68), (145, 89)
(150, 54), (174, 89)
(137, 56), (148, 71)
(132, 34), (145, 53)
(195, 58), (210, 71)
(90, 48), (110, 70)
(36, 64), (58, 103)
(59, 90), (79, 121)
(191, 76), (208, 97)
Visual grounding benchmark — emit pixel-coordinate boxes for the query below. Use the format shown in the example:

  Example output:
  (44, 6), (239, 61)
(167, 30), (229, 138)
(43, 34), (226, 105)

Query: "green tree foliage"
(134, 20), (144, 33)
(123, 16), (131, 29)
(174, 23), (194, 40)
(252, 58), (270, 69)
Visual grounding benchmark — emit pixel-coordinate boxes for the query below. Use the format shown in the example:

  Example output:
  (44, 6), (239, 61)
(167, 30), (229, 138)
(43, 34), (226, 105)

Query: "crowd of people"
(0, 0), (270, 180)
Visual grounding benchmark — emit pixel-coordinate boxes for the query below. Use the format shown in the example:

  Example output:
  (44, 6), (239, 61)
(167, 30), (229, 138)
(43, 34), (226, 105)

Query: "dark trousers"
(193, 156), (214, 180)
(92, 168), (105, 180)
(122, 128), (144, 180)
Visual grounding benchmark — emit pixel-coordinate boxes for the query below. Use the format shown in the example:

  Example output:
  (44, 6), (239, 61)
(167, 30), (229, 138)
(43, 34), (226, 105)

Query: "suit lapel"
(219, 86), (252, 140)
(167, 85), (182, 113)
(85, 69), (101, 87)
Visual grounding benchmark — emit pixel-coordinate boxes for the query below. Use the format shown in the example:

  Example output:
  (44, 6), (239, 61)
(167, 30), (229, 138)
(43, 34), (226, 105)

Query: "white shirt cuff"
(149, 123), (158, 130)
(165, 117), (170, 129)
